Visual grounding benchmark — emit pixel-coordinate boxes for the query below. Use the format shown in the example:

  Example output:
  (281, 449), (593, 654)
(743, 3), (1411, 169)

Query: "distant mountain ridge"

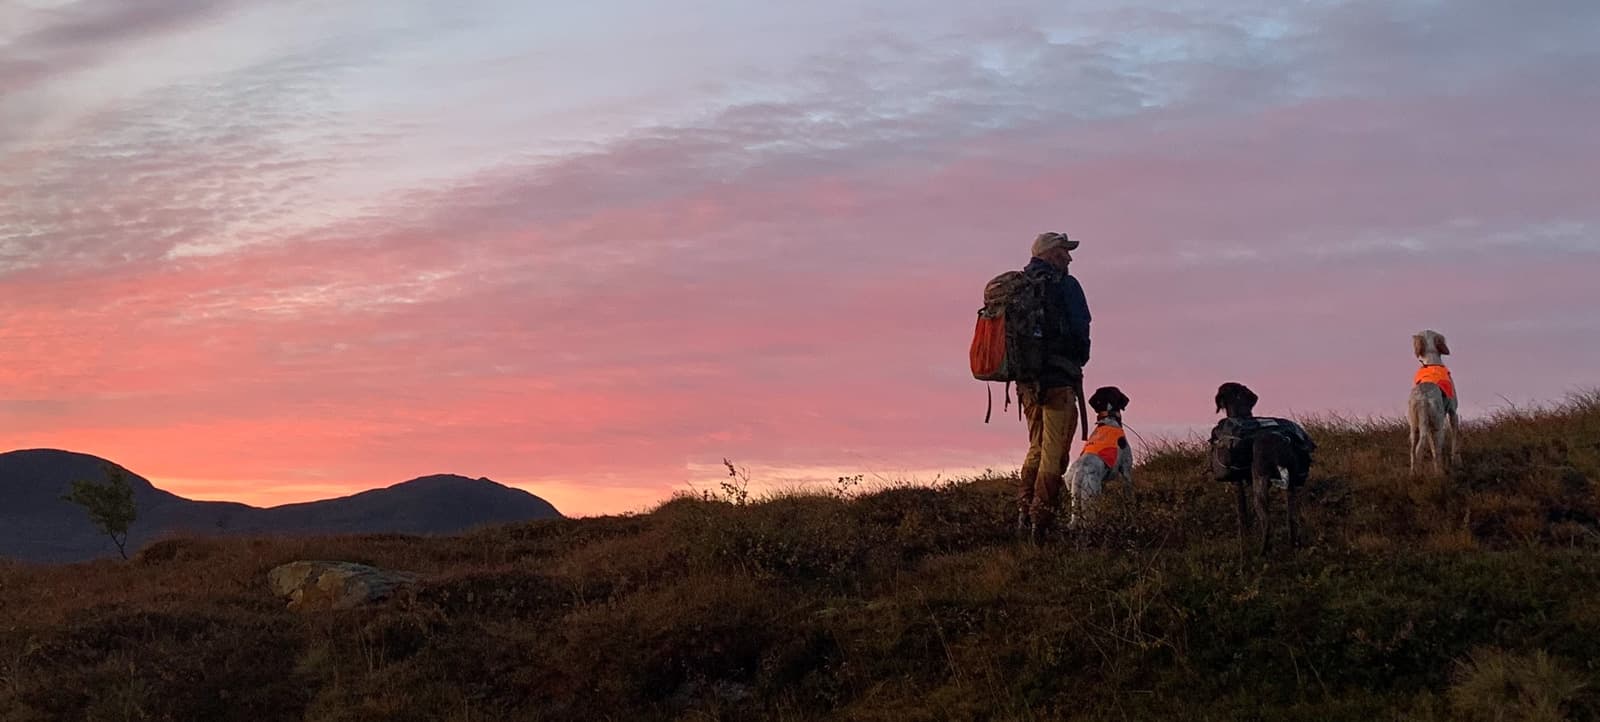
(0, 449), (562, 564)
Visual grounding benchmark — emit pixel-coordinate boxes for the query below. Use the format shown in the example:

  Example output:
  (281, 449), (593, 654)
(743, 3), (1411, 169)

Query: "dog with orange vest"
(1063, 386), (1134, 527)
(1409, 329), (1461, 475)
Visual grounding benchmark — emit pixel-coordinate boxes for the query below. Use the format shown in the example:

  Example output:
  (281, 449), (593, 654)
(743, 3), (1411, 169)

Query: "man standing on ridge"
(1016, 231), (1092, 544)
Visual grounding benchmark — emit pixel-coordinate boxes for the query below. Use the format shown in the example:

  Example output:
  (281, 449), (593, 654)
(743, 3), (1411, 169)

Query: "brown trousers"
(1018, 384), (1080, 529)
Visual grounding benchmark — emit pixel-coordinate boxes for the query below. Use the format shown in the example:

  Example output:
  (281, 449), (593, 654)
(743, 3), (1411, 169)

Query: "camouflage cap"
(1031, 232), (1079, 257)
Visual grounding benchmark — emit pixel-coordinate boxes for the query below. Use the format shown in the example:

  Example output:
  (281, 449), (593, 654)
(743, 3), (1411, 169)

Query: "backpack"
(1209, 417), (1317, 483)
(970, 266), (1055, 422)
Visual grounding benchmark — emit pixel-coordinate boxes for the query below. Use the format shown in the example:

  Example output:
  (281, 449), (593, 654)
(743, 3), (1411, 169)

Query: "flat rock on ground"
(268, 560), (418, 611)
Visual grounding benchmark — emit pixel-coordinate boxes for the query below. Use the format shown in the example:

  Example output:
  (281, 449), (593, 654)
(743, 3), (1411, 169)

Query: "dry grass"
(1449, 648), (1586, 722)
(3, 392), (1600, 721)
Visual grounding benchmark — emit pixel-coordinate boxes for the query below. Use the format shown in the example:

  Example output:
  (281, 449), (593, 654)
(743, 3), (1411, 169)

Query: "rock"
(268, 560), (418, 611)
(136, 537), (219, 565)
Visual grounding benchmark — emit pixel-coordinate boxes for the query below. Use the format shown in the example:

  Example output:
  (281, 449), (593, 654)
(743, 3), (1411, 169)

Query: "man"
(1016, 231), (1092, 543)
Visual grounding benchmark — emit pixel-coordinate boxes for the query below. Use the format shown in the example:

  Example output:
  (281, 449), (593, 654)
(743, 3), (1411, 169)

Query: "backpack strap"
(983, 381), (1018, 425)
(1075, 379), (1089, 441)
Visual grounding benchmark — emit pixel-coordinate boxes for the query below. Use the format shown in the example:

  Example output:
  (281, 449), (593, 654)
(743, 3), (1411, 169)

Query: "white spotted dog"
(1409, 329), (1461, 475)
(1064, 386), (1134, 527)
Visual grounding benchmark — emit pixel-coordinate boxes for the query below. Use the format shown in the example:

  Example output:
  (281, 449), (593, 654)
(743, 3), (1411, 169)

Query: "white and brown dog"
(1064, 386), (1134, 526)
(1409, 329), (1461, 475)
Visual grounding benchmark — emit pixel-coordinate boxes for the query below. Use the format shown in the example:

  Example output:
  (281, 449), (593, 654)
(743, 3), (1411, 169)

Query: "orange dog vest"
(1082, 423), (1125, 468)
(1414, 364), (1455, 400)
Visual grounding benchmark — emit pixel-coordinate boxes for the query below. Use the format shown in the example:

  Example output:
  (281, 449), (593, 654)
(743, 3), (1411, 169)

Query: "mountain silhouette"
(0, 449), (562, 563)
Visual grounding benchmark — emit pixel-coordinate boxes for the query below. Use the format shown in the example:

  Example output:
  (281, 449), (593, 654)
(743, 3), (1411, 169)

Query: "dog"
(1063, 386), (1134, 527)
(1210, 382), (1315, 554)
(1409, 329), (1461, 475)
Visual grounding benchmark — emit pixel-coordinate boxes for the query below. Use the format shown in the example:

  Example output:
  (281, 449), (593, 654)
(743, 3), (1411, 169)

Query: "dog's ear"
(1214, 385), (1228, 413)
(1413, 333), (1426, 358)
(1436, 333), (1450, 356)
(1113, 388), (1130, 411)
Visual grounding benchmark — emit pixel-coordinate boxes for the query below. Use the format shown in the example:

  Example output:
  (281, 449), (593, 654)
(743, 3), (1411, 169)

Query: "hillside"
(0, 451), (561, 563)
(2, 394), (1599, 721)
(0, 450), (252, 563)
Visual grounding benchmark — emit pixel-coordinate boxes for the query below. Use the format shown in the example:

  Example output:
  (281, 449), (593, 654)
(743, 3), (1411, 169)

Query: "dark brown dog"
(1211, 382), (1315, 554)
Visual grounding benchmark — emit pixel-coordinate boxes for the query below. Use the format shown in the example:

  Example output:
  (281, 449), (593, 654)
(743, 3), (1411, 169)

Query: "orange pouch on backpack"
(970, 313), (1008, 380)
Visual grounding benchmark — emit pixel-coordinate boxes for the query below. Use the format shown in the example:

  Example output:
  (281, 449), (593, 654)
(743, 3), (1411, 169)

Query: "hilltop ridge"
(2, 393), (1598, 720)
(0, 450), (561, 562)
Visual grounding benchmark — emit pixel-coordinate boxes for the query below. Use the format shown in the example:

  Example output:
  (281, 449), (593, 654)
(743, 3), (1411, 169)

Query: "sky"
(2, 0), (1597, 517)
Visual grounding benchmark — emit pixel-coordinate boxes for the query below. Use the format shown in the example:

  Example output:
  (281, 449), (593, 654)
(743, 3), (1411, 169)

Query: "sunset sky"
(3, 0), (1596, 517)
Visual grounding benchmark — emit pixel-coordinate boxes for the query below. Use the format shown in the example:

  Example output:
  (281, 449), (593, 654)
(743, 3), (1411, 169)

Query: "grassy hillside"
(3, 393), (1599, 721)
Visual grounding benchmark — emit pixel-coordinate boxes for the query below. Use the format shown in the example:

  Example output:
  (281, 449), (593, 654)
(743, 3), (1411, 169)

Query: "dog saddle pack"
(1208, 417), (1316, 483)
